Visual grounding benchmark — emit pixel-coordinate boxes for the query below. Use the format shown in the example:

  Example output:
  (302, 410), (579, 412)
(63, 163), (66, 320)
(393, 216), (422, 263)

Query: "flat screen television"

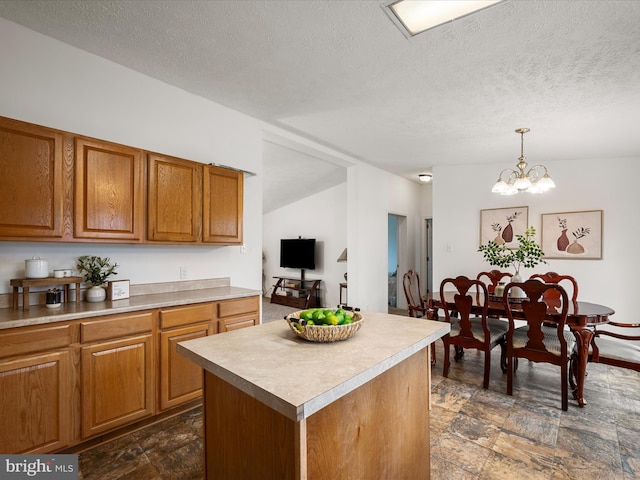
(280, 238), (316, 270)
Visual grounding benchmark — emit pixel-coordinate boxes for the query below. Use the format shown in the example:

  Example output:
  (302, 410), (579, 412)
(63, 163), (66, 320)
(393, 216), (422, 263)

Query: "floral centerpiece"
(76, 255), (118, 302)
(477, 226), (546, 297)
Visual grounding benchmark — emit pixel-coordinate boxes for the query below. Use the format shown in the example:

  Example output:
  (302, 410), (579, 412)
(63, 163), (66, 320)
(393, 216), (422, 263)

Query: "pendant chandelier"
(491, 128), (555, 195)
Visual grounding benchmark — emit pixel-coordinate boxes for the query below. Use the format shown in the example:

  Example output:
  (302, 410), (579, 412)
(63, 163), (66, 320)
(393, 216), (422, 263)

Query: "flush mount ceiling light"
(418, 173), (433, 183)
(492, 128), (556, 195)
(383, 0), (502, 38)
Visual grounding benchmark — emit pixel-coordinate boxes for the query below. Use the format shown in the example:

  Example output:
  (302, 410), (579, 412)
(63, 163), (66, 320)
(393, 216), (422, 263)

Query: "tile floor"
(78, 336), (640, 479)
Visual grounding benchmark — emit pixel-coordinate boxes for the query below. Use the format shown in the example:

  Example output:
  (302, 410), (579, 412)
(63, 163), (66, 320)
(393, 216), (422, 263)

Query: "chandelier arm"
(497, 168), (517, 182)
(526, 165), (549, 183)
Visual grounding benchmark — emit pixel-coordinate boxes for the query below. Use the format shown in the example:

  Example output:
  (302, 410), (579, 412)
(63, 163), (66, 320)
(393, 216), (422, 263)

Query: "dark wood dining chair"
(504, 280), (576, 411)
(590, 321), (640, 372)
(439, 276), (508, 389)
(403, 270), (427, 318)
(477, 270), (513, 294)
(403, 269), (438, 366)
(529, 271), (579, 303)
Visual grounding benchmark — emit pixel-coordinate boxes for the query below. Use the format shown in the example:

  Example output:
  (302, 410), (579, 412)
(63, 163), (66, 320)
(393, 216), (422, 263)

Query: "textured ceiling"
(1, 0), (639, 202)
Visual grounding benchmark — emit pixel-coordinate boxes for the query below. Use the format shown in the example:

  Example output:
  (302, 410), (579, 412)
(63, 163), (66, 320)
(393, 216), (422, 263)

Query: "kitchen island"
(178, 311), (449, 479)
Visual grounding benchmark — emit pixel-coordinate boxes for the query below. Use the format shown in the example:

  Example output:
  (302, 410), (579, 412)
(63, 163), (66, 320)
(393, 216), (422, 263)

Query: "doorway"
(388, 213), (407, 309)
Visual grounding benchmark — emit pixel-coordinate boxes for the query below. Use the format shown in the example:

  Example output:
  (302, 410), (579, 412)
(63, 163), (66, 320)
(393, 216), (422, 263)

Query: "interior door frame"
(424, 218), (433, 294)
(388, 213), (408, 309)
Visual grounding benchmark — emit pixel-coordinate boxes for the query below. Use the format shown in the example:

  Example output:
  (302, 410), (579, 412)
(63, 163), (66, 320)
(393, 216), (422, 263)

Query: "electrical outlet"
(180, 266), (187, 279)
(240, 245), (247, 254)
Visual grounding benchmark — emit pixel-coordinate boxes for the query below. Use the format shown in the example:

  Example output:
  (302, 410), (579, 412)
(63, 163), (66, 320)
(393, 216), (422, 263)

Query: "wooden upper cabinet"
(74, 137), (144, 241)
(0, 115), (244, 245)
(0, 116), (68, 239)
(203, 165), (243, 244)
(148, 153), (202, 242)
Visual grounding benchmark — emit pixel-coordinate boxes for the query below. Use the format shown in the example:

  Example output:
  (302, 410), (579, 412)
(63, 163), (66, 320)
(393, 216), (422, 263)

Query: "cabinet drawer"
(81, 311), (154, 343)
(219, 316), (257, 333)
(0, 324), (71, 359)
(160, 303), (214, 329)
(216, 296), (259, 319)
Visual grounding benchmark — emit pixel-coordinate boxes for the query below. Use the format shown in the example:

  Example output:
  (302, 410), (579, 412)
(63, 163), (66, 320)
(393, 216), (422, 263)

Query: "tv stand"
(271, 276), (321, 309)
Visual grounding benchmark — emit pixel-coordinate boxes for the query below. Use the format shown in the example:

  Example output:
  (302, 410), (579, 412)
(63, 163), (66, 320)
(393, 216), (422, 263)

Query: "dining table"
(424, 291), (615, 408)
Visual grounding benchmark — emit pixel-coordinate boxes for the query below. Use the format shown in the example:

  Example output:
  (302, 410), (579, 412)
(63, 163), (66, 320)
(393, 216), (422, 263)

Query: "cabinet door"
(81, 334), (154, 438)
(0, 351), (71, 453)
(148, 153), (202, 242)
(160, 322), (214, 410)
(74, 137), (145, 241)
(203, 165), (243, 244)
(0, 116), (66, 239)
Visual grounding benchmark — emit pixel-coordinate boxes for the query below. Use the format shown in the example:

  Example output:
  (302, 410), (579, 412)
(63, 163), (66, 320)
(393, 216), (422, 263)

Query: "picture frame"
(541, 210), (603, 259)
(480, 206), (529, 248)
(107, 279), (130, 300)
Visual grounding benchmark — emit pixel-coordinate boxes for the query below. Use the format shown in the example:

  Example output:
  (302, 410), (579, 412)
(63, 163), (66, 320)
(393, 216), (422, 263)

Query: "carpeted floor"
(261, 296), (298, 323)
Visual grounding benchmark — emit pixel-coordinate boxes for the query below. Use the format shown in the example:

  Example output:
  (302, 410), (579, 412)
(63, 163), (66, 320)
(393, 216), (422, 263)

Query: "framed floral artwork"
(479, 206), (529, 249)
(541, 210), (603, 259)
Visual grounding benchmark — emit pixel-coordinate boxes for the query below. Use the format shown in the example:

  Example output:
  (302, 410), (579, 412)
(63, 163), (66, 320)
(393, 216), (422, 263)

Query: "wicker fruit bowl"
(285, 310), (364, 343)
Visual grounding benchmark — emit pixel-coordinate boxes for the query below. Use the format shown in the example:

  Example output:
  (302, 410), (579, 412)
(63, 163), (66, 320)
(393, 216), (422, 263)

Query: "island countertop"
(177, 311), (449, 422)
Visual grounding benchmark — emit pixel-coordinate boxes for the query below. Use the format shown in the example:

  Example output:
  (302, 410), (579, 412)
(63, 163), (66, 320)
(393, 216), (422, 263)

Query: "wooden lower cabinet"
(0, 350), (71, 453)
(159, 303), (215, 411)
(217, 296), (259, 333)
(81, 334), (154, 438)
(80, 311), (155, 438)
(0, 296), (259, 453)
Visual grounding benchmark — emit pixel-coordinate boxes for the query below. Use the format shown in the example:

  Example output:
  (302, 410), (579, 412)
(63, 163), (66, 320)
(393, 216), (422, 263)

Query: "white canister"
(25, 257), (49, 278)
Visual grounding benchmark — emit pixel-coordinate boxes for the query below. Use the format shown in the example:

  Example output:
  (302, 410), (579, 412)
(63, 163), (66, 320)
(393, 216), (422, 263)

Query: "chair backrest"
(529, 271), (579, 302)
(504, 279), (570, 359)
(592, 321), (640, 371)
(402, 270), (425, 317)
(440, 276), (489, 342)
(477, 270), (513, 294)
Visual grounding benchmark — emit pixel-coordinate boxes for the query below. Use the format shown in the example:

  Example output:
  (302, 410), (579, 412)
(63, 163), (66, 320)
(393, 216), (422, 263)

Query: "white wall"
(432, 156), (639, 322)
(0, 18), (263, 293)
(347, 164), (424, 312)
(263, 182), (347, 308)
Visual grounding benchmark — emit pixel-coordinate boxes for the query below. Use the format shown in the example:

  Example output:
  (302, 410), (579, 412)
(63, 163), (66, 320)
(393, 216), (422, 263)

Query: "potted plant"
(477, 226), (546, 297)
(76, 255), (118, 302)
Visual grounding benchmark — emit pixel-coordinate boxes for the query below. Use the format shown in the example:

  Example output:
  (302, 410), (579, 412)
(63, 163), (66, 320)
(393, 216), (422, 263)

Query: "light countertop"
(0, 283), (261, 330)
(177, 311), (450, 422)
